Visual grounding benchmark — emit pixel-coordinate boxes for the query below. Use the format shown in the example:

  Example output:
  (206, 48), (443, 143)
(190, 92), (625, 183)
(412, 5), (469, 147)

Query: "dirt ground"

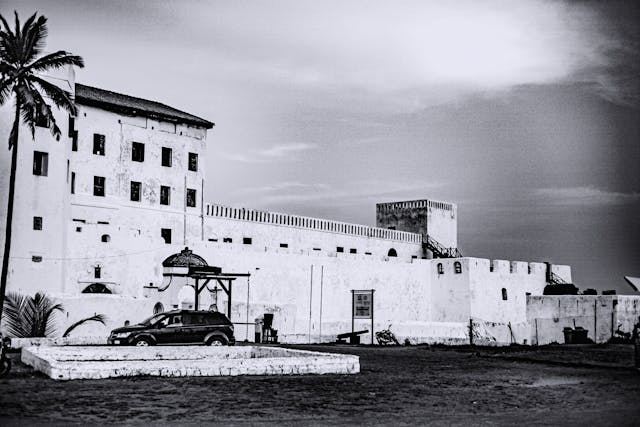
(1, 344), (639, 426)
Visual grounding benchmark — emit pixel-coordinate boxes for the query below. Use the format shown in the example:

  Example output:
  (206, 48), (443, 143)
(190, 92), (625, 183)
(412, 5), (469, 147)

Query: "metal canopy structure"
(160, 247), (250, 315)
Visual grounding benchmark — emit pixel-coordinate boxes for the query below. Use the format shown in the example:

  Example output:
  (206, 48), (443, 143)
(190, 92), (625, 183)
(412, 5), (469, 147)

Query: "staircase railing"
(424, 235), (462, 258)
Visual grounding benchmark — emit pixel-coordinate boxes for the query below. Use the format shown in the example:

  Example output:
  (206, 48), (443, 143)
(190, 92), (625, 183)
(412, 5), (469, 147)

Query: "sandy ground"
(0, 344), (638, 426)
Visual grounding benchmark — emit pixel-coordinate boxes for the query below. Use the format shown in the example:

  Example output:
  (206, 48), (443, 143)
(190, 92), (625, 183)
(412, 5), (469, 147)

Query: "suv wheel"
(133, 337), (153, 347)
(206, 336), (227, 346)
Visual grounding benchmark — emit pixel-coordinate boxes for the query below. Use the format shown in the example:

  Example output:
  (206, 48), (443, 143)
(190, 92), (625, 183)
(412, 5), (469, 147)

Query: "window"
(502, 288), (508, 301)
(32, 256), (43, 263)
(454, 261), (462, 274)
(188, 152), (198, 171)
(186, 188), (196, 207)
(101, 234), (110, 243)
(153, 302), (164, 314)
(72, 131), (78, 152)
(68, 116), (75, 138)
(33, 216), (42, 230)
(161, 147), (172, 167)
(243, 237), (252, 245)
(33, 151), (48, 176)
(336, 246), (344, 253)
(35, 108), (49, 127)
(93, 176), (105, 197)
(387, 248), (397, 257)
(132, 142), (145, 162)
(437, 263), (444, 275)
(350, 248), (357, 254)
(280, 243), (288, 248)
(71, 172), (75, 194)
(130, 181), (141, 202)
(93, 134), (105, 155)
(223, 237), (232, 243)
(161, 228), (172, 244)
(94, 266), (101, 279)
(82, 283), (111, 294)
(160, 186), (170, 205)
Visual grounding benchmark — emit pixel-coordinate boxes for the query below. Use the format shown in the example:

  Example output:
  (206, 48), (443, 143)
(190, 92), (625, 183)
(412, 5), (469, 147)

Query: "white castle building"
(1, 67), (638, 345)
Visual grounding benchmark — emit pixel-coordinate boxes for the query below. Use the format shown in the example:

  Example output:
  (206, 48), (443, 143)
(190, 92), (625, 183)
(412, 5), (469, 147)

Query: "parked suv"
(108, 310), (235, 346)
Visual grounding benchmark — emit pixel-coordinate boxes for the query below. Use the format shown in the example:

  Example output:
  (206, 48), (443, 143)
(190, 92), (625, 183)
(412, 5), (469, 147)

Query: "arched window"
(153, 302), (164, 314)
(502, 288), (508, 300)
(454, 261), (462, 274)
(387, 248), (397, 257)
(82, 283), (112, 294)
(101, 234), (110, 242)
(437, 263), (444, 275)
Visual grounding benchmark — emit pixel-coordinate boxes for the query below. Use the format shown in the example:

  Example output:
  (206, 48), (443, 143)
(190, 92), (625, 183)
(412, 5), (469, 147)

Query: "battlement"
(431, 257), (552, 277)
(376, 199), (456, 212)
(205, 203), (422, 244)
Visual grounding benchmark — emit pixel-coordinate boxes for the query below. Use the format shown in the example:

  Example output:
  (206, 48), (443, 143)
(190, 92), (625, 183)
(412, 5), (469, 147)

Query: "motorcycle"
(375, 324), (400, 346)
(0, 333), (11, 378)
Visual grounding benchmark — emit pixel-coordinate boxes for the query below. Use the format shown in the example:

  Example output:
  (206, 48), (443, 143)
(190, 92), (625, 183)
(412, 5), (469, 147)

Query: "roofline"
(75, 84), (215, 129)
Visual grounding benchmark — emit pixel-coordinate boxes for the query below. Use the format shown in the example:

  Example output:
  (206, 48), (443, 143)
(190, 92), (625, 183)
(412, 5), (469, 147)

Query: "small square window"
(160, 186), (170, 205)
(161, 228), (172, 244)
(33, 216), (43, 230)
(280, 243), (288, 248)
(336, 247), (344, 253)
(93, 176), (105, 197)
(161, 147), (172, 167)
(130, 181), (141, 202)
(93, 134), (105, 155)
(186, 188), (197, 207)
(223, 237), (232, 243)
(188, 152), (198, 172)
(33, 151), (48, 176)
(243, 237), (252, 245)
(349, 248), (357, 254)
(132, 142), (145, 162)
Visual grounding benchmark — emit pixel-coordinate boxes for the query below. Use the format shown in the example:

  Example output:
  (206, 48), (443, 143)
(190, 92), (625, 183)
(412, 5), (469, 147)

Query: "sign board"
(353, 291), (373, 319)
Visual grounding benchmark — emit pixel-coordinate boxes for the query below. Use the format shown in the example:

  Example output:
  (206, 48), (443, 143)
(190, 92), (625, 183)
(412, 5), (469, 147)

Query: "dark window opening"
(160, 186), (170, 205)
(94, 266), (101, 279)
(132, 141), (145, 162)
(502, 288), (508, 300)
(454, 261), (462, 274)
(82, 283), (111, 294)
(93, 176), (105, 197)
(130, 181), (141, 202)
(412, 255), (418, 259)
(349, 248), (357, 254)
(161, 147), (172, 167)
(188, 152), (198, 171)
(223, 237), (232, 243)
(280, 243), (288, 248)
(208, 238), (218, 242)
(35, 108), (49, 127)
(387, 248), (397, 257)
(313, 248), (321, 251)
(437, 263), (444, 275)
(72, 218), (86, 223)
(243, 237), (252, 245)
(93, 134), (105, 155)
(365, 252), (372, 255)
(33, 151), (48, 176)
(68, 116), (75, 138)
(72, 131), (78, 151)
(97, 221), (109, 225)
(101, 234), (110, 242)
(71, 172), (75, 194)
(33, 216), (42, 230)
(32, 255), (43, 263)
(153, 302), (164, 314)
(161, 228), (172, 244)
(387, 226), (396, 230)
(186, 188), (197, 207)
(336, 246), (344, 253)
(76, 226), (82, 232)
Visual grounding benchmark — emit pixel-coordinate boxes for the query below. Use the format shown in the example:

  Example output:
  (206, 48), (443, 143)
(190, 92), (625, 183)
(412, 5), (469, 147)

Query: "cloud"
(534, 186), (640, 206)
(221, 142), (317, 163)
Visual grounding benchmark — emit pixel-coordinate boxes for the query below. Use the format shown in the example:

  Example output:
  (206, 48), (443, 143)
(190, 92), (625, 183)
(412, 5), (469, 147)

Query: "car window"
(188, 314), (206, 325)
(205, 313), (229, 325)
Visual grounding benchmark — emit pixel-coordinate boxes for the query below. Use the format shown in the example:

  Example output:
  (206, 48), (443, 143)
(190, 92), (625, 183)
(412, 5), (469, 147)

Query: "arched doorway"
(153, 302), (164, 314)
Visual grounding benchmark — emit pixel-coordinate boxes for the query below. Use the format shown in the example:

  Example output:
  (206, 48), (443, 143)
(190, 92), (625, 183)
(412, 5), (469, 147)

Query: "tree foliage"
(3, 292), (63, 337)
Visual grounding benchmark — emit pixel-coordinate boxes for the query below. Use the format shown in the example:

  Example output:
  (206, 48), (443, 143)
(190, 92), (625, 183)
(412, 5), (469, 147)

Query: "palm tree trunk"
(0, 102), (20, 322)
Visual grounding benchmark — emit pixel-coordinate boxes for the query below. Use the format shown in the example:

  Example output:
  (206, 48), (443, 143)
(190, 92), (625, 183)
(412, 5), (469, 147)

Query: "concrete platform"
(21, 345), (360, 380)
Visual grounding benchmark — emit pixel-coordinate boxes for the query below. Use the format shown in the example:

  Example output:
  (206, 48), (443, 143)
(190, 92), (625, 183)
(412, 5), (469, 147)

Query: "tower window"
(161, 228), (172, 244)
(93, 134), (105, 155)
(33, 216), (43, 230)
(93, 176), (105, 197)
(33, 151), (48, 176)
(186, 188), (197, 207)
(132, 141), (145, 162)
(188, 152), (198, 171)
(94, 266), (101, 279)
(437, 263), (444, 275)
(454, 261), (462, 274)
(160, 186), (171, 205)
(161, 147), (172, 167)
(502, 288), (508, 301)
(130, 181), (141, 202)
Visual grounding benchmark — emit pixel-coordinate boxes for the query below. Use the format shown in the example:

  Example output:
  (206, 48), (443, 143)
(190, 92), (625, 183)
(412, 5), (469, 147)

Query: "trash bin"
(573, 327), (588, 344)
(563, 327), (574, 344)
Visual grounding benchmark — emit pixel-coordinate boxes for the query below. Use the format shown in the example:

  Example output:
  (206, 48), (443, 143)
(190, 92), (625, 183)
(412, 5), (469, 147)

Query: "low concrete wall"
(10, 336), (106, 349)
(22, 345), (360, 380)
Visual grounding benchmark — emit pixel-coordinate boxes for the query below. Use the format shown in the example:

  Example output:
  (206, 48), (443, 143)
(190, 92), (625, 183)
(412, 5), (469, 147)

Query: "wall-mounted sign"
(353, 290), (373, 319)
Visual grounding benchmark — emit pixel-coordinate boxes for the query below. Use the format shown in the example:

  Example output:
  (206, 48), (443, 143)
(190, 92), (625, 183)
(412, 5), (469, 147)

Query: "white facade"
(2, 68), (638, 345)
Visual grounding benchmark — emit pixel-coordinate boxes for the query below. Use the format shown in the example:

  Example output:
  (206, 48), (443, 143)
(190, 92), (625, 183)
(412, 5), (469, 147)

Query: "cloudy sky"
(5, 0), (639, 292)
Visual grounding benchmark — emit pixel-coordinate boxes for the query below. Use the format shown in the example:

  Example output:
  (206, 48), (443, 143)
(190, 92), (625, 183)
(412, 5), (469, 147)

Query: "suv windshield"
(139, 313), (166, 326)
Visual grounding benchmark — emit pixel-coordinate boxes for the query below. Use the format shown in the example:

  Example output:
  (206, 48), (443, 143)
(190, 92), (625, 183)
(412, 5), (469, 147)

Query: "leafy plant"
(3, 292), (63, 337)
(63, 314), (107, 337)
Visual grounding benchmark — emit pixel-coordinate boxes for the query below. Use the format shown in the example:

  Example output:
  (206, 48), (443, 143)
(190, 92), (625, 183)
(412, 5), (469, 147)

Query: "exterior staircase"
(424, 235), (462, 258)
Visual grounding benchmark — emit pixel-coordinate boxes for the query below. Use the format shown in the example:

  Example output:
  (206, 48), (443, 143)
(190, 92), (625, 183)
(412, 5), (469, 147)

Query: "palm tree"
(0, 12), (84, 322)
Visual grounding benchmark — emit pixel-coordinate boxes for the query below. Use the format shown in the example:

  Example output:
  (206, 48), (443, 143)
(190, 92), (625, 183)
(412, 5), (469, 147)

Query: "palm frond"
(27, 50), (84, 73)
(31, 75), (77, 116)
(22, 14), (47, 64)
(2, 292), (31, 337)
(63, 314), (108, 337)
